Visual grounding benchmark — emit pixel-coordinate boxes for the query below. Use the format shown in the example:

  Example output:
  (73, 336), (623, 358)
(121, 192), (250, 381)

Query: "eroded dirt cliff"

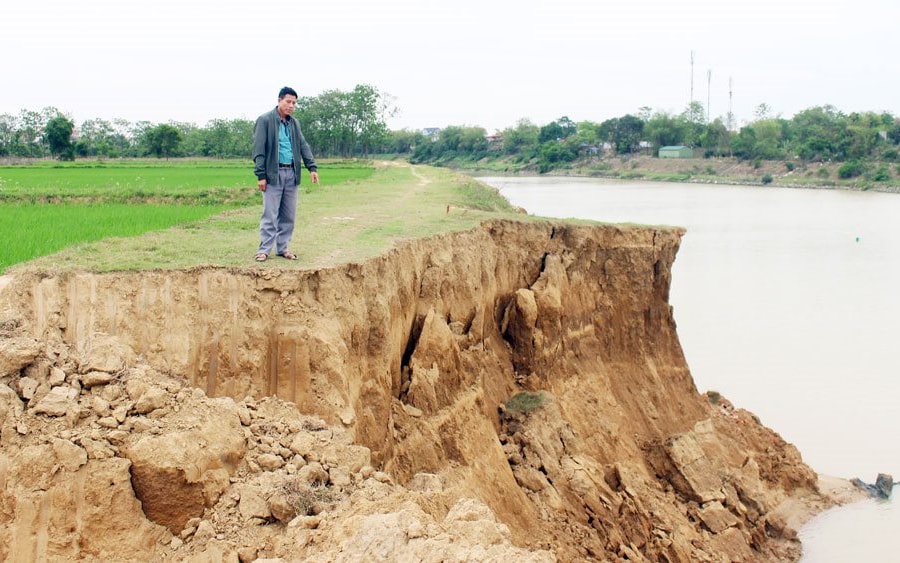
(0, 220), (855, 561)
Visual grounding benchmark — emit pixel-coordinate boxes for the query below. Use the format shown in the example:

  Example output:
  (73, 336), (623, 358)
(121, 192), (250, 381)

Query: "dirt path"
(409, 165), (432, 186)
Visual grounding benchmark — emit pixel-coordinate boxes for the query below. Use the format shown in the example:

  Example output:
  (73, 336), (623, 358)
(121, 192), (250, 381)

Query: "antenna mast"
(728, 76), (734, 130)
(690, 50), (695, 108)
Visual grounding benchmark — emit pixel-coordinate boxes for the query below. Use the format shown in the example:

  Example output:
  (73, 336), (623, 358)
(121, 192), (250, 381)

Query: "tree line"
(403, 102), (900, 175)
(0, 84), (394, 161)
(3, 88), (900, 180)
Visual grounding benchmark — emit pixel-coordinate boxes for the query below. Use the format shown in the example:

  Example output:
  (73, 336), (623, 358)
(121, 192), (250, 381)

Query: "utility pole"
(690, 50), (695, 109)
(728, 76), (734, 131)
(707, 69), (712, 123)
(728, 76), (735, 156)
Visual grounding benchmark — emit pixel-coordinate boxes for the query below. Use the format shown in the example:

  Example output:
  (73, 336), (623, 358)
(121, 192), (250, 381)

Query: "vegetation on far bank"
(416, 152), (900, 192)
(406, 106), (900, 190)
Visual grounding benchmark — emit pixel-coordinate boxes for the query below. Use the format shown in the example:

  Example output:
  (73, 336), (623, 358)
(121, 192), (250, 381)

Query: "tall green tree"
(297, 84), (393, 157)
(645, 112), (688, 151)
(729, 118), (787, 160)
(751, 119), (787, 159)
(14, 109), (48, 157)
(567, 121), (602, 156)
(538, 139), (577, 172)
(598, 114), (644, 154)
(349, 84), (393, 155)
(539, 116), (576, 143)
(143, 124), (183, 159)
(204, 118), (253, 158)
(699, 118), (732, 157)
(789, 105), (846, 161)
(730, 126), (757, 160)
(681, 101), (706, 147)
(169, 121), (199, 157)
(502, 119), (540, 157)
(44, 115), (75, 160)
(0, 114), (16, 156)
(840, 111), (890, 161)
(75, 118), (123, 157)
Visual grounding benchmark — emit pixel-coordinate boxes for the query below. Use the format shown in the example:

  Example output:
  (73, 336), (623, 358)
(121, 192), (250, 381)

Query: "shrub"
(505, 391), (546, 414)
(751, 157), (762, 169)
(785, 162), (795, 171)
(761, 174), (773, 184)
(707, 390), (721, 405)
(882, 148), (898, 162)
(837, 160), (864, 179)
(817, 167), (830, 178)
(872, 165), (892, 182)
(279, 479), (338, 517)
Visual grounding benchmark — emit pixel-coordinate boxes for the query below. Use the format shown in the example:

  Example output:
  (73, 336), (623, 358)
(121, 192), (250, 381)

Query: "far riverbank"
(435, 154), (900, 193)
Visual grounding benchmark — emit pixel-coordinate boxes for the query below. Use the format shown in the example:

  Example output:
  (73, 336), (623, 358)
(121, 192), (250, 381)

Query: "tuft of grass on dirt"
(504, 391), (546, 414)
(278, 478), (339, 518)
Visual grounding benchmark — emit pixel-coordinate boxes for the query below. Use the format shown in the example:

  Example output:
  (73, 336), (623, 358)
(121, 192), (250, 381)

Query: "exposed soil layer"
(0, 220), (860, 561)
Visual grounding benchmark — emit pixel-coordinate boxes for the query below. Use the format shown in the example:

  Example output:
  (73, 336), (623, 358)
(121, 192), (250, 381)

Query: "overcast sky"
(2, 0), (897, 132)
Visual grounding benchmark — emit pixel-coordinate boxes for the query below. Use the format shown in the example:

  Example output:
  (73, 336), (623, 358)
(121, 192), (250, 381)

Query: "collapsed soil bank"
(0, 220), (856, 561)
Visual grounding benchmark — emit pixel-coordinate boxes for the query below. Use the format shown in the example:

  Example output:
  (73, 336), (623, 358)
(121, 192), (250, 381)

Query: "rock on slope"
(0, 220), (855, 561)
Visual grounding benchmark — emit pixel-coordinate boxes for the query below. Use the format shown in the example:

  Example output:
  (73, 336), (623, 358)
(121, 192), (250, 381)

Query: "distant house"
(659, 146), (694, 159)
(485, 132), (504, 151)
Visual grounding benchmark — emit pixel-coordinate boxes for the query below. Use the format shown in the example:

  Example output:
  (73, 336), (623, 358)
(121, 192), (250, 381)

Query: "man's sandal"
(278, 250), (298, 260)
(255, 253), (268, 262)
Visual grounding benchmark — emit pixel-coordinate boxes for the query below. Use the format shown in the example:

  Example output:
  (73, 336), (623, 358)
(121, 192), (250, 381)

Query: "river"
(479, 176), (899, 562)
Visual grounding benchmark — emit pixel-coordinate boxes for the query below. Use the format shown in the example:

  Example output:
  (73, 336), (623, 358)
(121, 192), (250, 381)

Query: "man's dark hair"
(278, 86), (298, 99)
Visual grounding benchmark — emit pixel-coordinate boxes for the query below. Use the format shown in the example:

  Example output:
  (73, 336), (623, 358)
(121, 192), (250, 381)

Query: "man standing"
(253, 86), (319, 261)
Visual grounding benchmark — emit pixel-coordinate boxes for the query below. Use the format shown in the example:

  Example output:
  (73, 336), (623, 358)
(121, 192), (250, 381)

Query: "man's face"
(277, 94), (298, 117)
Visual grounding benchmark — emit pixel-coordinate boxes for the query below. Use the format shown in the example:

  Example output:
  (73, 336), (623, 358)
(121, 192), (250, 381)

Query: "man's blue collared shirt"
(278, 120), (293, 165)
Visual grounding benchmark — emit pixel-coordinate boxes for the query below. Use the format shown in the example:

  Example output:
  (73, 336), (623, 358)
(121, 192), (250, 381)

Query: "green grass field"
(1, 203), (234, 271)
(0, 159), (375, 272)
(1, 159), (527, 273)
(0, 159), (373, 204)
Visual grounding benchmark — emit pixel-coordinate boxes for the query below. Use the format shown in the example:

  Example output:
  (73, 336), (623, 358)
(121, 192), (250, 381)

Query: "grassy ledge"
(7, 162), (534, 273)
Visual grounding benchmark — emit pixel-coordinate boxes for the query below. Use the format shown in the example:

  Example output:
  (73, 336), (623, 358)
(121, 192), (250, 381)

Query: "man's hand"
(310, 171), (320, 184)
(257, 179), (267, 192)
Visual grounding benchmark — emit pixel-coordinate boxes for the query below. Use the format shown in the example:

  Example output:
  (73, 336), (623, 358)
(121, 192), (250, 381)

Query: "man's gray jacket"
(252, 108), (317, 184)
